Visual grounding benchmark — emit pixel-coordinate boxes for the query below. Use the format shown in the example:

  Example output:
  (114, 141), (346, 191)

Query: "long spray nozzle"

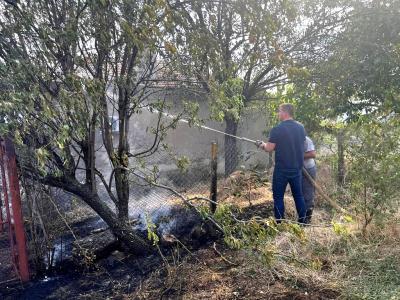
(154, 109), (258, 144)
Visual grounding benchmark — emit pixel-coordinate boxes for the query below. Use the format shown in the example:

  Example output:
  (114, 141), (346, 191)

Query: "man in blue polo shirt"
(256, 103), (307, 224)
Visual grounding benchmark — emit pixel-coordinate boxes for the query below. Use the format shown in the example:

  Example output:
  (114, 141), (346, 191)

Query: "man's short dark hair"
(279, 103), (294, 117)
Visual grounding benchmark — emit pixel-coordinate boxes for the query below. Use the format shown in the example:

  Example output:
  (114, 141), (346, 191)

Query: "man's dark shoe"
(305, 209), (313, 224)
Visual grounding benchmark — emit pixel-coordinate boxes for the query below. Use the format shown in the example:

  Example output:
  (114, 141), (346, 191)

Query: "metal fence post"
(210, 142), (218, 213)
(4, 138), (30, 282)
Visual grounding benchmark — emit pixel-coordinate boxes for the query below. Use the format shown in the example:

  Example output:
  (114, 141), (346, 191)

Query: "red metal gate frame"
(0, 137), (30, 282)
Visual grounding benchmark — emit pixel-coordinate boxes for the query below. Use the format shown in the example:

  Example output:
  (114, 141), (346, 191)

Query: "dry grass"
(126, 217), (398, 299)
(128, 234), (346, 300)
(130, 169), (399, 300)
(65, 200), (98, 224)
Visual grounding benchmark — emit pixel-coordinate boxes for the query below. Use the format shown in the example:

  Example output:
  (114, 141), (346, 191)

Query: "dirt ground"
(130, 244), (340, 300)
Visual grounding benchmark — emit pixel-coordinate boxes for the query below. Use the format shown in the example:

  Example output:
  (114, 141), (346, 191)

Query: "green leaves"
(175, 156), (190, 173)
(345, 115), (400, 225)
(145, 214), (160, 246)
(164, 41), (177, 54)
(35, 147), (50, 171)
(213, 204), (304, 266)
(210, 78), (245, 122)
(309, 0), (400, 117)
(332, 221), (349, 237)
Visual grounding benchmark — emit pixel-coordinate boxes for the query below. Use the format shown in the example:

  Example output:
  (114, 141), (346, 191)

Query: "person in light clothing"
(303, 136), (317, 223)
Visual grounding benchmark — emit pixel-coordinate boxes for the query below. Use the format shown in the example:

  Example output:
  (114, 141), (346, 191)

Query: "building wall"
(96, 89), (269, 175)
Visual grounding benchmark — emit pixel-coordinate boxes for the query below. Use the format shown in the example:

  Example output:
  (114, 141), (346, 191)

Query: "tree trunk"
(44, 175), (152, 255)
(337, 130), (346, 186)
(88, 116), (97, 193)
(116, 99), (130, 223)
(115, 168), (129, 222)
(224, 117), (239, 176)
(80, 184), (150, 254)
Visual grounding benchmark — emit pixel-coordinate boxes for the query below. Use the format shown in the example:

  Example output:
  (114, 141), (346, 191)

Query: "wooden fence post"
(210, 142), (218, 213)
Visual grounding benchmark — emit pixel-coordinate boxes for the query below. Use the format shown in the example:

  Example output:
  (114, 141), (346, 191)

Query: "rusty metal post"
(210, 142), (218, 213)
(4, 137), (30, 282)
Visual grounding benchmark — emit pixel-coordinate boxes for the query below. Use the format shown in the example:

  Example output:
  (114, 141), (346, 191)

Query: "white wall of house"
(95, 89), (270, 177)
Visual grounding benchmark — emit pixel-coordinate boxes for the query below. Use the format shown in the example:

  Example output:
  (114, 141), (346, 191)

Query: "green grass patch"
(343, 245), (400, 299)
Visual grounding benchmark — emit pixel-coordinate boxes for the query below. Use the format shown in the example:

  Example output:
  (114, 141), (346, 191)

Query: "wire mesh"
(123, 120), (270, 225)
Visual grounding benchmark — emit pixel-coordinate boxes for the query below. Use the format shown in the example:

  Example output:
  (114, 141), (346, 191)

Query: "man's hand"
(255, 140), (264, 149)
(256, 140), (276, 152)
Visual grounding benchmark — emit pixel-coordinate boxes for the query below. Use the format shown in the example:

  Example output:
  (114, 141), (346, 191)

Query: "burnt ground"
(1, 174), (344, 299)
(0, 208), (218, 299)
(1, 215), (341, 299)
(1, 250), (165, 299)
(1, 240), (340, 300)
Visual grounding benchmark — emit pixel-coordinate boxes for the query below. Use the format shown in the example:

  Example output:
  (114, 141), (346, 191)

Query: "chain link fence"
(123, 120), (269, 228)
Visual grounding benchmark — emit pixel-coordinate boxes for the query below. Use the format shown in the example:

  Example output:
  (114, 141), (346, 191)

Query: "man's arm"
(304, 150), (316, 159)
(256, 127), (277, 152)
(304, 136), (316, 159)
(263, 142), (276, 152)
(256, 141), (275, 152)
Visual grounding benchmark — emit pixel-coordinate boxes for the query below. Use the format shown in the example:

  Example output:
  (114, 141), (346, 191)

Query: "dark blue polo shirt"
(268, 120), (306, 170)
